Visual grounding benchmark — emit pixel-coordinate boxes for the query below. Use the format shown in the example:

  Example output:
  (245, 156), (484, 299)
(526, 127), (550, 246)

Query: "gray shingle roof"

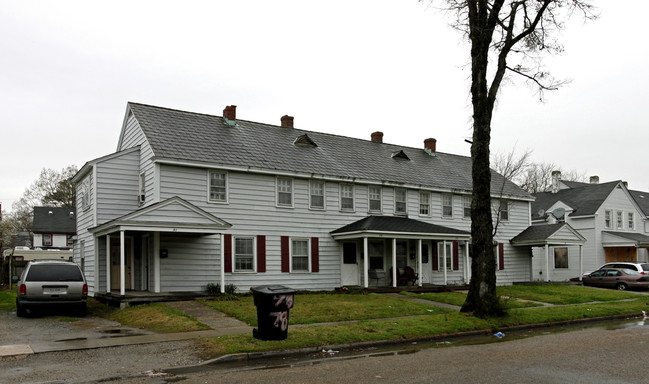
(603, 231), (649, 245)
(330, 215), (470, 236)
(531, 181), (620, 220)
(630, 190), (649, 217)
(128, 103), (532, 199)
(32, 207), (76, 233)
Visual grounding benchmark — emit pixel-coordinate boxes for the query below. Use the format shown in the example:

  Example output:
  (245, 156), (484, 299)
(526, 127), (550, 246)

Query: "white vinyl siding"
(209, 171), (228, 203)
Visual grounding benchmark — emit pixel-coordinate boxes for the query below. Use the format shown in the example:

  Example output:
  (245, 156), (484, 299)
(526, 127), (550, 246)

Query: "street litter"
(493, 332), (505, 338)
(322, 349), (339, 356)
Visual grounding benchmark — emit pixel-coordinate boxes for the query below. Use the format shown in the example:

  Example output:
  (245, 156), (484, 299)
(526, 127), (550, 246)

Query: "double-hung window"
(395, 188), (407, 215)
(368, 186), (382, 212)
(209, 171), (227, 202)
(234, 237), (255, 272)
(340, 184), (354, 211)
(499, 200), (509, 221)
(43, 234), (53, 247)
(139, 172), (146, 204)
(616, 211), (623, 229)
(604, 210), (612, 228)
(463, 196), (472, 218)
(419, 191), (430, 216)
(442, 194), (453, 217)
(277, 177), (293, 207)
(628, 212), (634, 230)
(310, 180), (325, 209)
(291, 238), (310, 272)
(437, 242), (452, 271)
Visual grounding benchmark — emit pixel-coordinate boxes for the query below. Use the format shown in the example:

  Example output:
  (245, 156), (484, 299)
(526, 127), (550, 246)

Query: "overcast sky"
(1, 1), (647, 212)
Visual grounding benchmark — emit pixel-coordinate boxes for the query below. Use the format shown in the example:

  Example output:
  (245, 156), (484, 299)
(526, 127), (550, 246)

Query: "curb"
(164, 311), (645, 374)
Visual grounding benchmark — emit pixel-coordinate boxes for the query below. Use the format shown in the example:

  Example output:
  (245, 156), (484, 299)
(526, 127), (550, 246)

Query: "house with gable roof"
(72, 102), (537, 298)
(32, 207), (76, 250)
(522, 173), (649, 281)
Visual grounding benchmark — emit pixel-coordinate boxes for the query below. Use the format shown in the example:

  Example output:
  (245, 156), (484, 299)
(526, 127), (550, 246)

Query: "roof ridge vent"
(294, 134), (318, 147)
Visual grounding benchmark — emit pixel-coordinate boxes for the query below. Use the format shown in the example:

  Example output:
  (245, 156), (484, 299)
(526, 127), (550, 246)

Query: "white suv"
(597, 262), (649, 275)
(16, 260), (88, 317)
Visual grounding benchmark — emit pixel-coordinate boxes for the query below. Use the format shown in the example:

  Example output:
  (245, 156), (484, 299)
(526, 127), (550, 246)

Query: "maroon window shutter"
(432, 242), (439, 271)
(311, 237), (319, 272)
(281, 236), (290, 272)
(224, 234), (232, 273)
(257, 235), (266, 272)
(498, 243), (505, 270)
(452, 241), (459, 271)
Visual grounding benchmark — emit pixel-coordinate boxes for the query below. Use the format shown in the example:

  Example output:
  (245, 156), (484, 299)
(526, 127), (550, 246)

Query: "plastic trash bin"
(251, 285), (296, 340)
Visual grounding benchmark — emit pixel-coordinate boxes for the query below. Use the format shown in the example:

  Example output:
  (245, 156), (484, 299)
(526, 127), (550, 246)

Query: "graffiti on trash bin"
(269, 311), (289, 331)
(273, 294), (294, 309)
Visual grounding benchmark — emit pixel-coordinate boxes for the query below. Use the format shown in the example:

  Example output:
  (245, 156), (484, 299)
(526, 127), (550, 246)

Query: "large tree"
(11, 165), (78, 232)
(439, 0), (595, 317)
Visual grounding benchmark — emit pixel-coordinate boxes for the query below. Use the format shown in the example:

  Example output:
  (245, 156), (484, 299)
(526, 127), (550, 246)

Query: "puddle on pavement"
(56, 328), (146, 342)
(167, 314), (648, 375)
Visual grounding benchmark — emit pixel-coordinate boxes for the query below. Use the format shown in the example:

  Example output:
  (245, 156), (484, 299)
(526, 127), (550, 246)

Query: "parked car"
(597, 262), (649, 274)
(582, 268), (649, 291)
(16, 260), (88, 317)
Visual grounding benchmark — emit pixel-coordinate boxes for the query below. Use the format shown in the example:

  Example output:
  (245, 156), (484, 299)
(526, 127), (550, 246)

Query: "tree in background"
(492, 149), (586, 194)
(436, 0), (595, 317)
(9, 166), (78, 233)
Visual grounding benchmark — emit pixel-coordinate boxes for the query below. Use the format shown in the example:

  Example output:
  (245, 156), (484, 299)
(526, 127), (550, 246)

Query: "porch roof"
(602, 231), (649, 247)
(510, 223), (586, 247)
(330, 215), (470, 241)
(89, 196), (231, 237)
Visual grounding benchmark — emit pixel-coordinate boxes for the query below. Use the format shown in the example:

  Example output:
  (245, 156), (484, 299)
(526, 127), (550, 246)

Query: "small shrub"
(206, 283), (221, 294)
(224, 283), (237, 295)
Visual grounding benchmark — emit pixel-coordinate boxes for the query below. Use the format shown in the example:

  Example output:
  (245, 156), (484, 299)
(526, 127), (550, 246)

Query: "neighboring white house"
(32, 207), (76, 250)
(524, 174), (649, 281)
(72, 102), (537, 297)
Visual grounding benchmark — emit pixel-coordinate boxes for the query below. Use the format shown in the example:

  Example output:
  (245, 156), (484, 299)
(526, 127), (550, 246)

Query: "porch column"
(579, 244), (583, 281)
(392, 238), (397, 288)
(442, 240), (448, 285)
(153, 232), (160, 293)
(220, 233), (225, 294)
(417, 239), (423, 287)
(106, 235), (111, 293)
(545, 244), (550, 282)
(363, 237), (369, 288)
(120, 230), (126, 295)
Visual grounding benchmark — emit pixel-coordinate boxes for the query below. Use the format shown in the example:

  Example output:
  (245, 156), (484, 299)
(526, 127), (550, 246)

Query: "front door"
(421, 241), (432, 284)
(341, 242), (359, 286)
(110, 237), (132, 290)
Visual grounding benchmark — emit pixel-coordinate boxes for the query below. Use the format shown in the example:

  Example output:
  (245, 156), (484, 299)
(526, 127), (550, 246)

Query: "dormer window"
(294, 134), (317, 147)
(391, 150), (410, 161)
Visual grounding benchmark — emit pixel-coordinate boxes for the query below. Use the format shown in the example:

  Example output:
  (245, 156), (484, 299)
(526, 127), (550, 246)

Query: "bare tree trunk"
(460, 0), (504, 317)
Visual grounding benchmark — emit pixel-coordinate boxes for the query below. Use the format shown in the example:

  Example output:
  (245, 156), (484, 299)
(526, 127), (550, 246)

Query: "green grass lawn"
(0, 289), (16, 311)
(201, 292), (454, 325)
(400, 291), (542, 309)
(496, 284), (641, 304)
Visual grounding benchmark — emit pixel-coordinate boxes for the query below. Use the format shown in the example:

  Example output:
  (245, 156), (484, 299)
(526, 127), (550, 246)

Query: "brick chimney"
(551, 170), (561, 193)
(281, 115), (294, 128)
(424, 138), (437, 153)
(371, 131), (383, 143)
(589, 176), (599, 184)
(223, 105), (236, 121)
